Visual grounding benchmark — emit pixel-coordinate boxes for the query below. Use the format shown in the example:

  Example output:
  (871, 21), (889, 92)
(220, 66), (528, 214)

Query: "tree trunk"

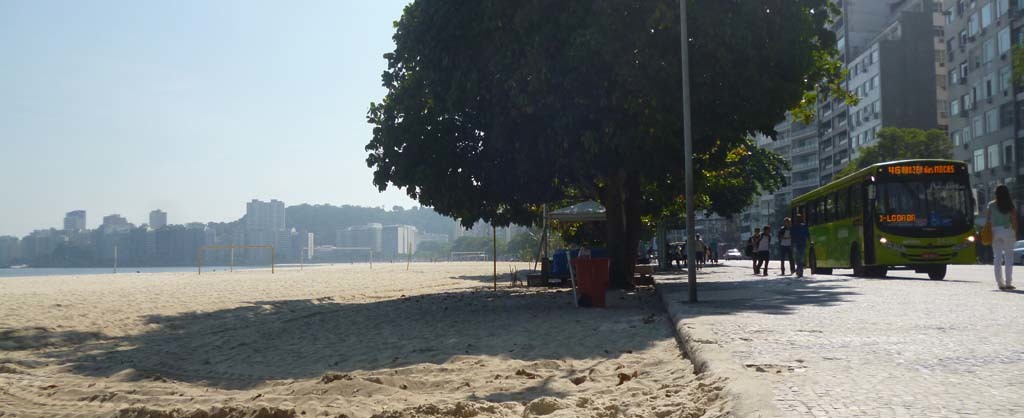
(601, 172), (641, 289)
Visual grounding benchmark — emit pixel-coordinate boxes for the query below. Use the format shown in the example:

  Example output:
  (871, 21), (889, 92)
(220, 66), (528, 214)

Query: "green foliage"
(504, 231), (540, 261)
(367, 0), (846, 285)
(414, 240), (452, 260)
(835, 128), (954, 179)
(286, 204), (454, 245)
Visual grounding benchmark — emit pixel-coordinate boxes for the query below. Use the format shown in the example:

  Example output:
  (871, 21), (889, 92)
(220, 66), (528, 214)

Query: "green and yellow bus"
(791, 159), (976, 280)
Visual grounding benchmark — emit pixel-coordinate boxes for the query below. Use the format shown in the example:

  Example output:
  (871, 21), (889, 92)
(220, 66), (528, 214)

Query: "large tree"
(367, 0), (845, 287)
(835, 128), (954, 179)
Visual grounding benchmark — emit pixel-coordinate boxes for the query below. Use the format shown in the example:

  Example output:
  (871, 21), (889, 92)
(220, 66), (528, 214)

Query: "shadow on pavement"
(657, 269), (860, 317)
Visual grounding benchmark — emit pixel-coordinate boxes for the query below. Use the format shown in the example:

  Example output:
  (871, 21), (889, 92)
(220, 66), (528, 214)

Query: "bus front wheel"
(928, 265), (947, 280)
(810, 247), (832, 275)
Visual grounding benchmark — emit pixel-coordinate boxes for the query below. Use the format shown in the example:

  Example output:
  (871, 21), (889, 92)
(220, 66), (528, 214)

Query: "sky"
(0, 0), (418, 237)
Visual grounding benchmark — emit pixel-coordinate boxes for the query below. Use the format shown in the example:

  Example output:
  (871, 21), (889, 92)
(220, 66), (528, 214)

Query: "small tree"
(835, 128), (953, 179)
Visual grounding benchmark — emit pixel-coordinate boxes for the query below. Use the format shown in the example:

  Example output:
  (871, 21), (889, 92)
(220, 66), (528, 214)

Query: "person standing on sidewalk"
(987, 184), (1018, 290)
(755, 225), (772, 276)
(778, 217), (794, 275)
(791, 214), (810, 278)
(747, 228), (761, 274)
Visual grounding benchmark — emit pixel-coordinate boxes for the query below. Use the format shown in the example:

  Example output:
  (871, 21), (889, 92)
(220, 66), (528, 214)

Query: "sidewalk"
(655, 261), (1024, 418)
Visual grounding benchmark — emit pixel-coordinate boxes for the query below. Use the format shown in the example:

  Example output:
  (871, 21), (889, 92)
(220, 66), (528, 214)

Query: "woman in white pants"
(987, 185), (1018, 290)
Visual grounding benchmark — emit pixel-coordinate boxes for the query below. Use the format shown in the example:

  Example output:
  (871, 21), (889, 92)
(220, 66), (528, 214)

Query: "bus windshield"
(874, 179), (973, 236)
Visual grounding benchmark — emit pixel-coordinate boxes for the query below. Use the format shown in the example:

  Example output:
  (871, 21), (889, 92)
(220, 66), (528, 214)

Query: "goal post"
(198, 245), (275, 275)
(449, 251), (487, 262)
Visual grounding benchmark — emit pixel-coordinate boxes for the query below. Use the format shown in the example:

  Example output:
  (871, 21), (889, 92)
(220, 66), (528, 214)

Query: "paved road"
(656, 262), (1024, 417)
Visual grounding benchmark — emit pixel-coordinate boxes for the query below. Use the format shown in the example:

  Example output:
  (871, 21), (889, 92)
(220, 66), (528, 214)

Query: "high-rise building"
(817, 0), (946, 183)
(337, 223), (383, 252)
(0, 236), (19, 266)
(63, 210), (86, 232)
(382, 225), (417, 257)
(149, 209), (167, 229)
(244, 199), (286, 262)
(943, 0), (1020, 220)
(245, 199), (286, 231)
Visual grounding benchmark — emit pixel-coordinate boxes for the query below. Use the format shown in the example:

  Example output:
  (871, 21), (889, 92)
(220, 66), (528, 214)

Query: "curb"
(653, 276), (783, 418)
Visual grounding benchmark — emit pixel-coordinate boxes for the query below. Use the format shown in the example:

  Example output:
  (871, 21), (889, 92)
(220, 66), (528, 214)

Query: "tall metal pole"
(492, 225), (497, 291)
(680, 0), (697, 302)
(113, 244), (118, 274)
(230, 247), (234, 272)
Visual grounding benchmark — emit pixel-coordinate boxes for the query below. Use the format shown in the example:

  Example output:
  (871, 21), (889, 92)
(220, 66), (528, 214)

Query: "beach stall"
(533, 201), (611, 307)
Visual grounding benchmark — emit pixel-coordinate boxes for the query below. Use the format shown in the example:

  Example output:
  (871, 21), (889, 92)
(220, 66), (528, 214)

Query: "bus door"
(863, 182), (876, 264)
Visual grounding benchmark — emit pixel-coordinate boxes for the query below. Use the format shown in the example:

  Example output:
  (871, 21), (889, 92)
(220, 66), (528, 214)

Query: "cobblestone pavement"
(656, 261), (1024, 418)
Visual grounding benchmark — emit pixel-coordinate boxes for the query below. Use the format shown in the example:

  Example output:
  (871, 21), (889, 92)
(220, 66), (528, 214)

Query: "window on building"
(964, 126), (973, 143)
(999, 27), (1011, 55)
(982, 2), (993, 28)
(1004, 140), (1015, 166)
(1001, 102), (1015, 127)
(873, 100), (881, 117)
(969, 13), (979, 36)
(949, 68), (959, 86)
(975, 148), (987, 171)
(989, 144), (1001, 168)
(953, 130), (963, 146)
(986, 108), (999, 132)
(960, 61), (969, 79)
(984, 38), (996, 62)
(974, 115), (985, 136)
(871, 49), (879, 64)
(960, 29), (968, 46)
(998, 0), (1010, 17)
(964, 93), (974, 110)
(985, 74), (995, 97)
(951, 99), (961, 116)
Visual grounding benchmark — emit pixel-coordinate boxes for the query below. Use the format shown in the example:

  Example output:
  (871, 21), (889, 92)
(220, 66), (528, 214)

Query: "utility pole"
(680, 0), (697, 302)
(113, 244), (118, 274)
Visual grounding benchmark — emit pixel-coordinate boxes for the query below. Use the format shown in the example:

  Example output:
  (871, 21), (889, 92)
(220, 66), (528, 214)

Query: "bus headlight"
(954, 236), (976, 250)
(879, 237), (906, 252)
(967, 235), (976, 242)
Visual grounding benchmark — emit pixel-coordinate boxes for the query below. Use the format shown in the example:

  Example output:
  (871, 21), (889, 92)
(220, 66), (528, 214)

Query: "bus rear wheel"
(928, 265), (947, 280)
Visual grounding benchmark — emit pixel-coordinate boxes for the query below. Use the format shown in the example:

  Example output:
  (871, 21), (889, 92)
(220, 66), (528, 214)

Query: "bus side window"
(836, 190), (848, 219)
(851, 185), (862, 217)
(826, 195), (834, 223)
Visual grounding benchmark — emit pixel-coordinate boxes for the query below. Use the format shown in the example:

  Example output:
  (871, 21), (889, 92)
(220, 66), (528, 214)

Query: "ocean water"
(0, 265), (268, 278)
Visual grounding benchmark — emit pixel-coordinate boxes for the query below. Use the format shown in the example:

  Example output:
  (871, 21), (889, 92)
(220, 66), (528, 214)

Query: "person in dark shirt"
(791, 214), (810, 278)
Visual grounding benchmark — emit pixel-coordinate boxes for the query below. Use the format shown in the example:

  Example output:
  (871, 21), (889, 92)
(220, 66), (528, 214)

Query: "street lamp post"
(679, 0), (697, 302)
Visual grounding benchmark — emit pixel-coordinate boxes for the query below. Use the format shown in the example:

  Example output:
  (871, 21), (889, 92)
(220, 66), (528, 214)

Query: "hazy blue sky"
(1, 0), (417, 237)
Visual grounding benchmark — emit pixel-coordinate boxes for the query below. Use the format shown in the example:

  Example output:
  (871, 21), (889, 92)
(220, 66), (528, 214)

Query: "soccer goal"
(449, 251), (487, 262)
(198, 245), (275, 275)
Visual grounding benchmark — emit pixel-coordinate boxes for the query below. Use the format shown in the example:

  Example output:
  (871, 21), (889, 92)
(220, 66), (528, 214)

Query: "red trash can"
(572, 258), (610, 307)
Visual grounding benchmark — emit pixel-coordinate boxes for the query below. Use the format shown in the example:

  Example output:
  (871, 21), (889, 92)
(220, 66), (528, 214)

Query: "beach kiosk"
(538, 201), (611, 307)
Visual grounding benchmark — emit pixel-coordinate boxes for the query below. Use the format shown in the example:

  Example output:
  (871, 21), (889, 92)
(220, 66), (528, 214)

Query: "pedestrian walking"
(986, 184), (1018, 290)
(747, 228), (761, 274)
(755, 225), (772, 276)
(694, 234), (706, 268)
(791, 214), (810, 278)
(778, 218), (795, 275)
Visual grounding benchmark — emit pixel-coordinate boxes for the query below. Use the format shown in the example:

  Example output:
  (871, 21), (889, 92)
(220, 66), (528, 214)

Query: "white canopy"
(548, 200), (606, 222)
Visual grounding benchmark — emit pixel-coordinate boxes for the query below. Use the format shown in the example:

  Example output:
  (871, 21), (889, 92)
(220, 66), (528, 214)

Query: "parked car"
(1014, 240), (1024, 265)
(724, 248), (743, 260)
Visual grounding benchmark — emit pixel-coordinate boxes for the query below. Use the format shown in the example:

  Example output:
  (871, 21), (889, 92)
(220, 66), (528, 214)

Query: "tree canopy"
(367, 0), (845, 286)
(835, 128), (953, 179)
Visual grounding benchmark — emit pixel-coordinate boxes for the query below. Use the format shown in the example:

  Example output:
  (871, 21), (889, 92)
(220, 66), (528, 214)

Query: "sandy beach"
(0, 262), (726, 417)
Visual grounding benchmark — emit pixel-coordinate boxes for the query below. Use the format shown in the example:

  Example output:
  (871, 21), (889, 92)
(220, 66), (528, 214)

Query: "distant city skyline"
(1, 1), (416, 237)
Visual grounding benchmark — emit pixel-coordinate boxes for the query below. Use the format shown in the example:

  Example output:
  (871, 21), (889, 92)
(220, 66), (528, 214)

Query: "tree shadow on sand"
(31, 284), (671, 390)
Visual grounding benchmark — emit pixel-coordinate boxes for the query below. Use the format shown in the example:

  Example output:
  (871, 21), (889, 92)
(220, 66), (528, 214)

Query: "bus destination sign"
(885, 164), (957, 176)
(879, 213), (917, 224)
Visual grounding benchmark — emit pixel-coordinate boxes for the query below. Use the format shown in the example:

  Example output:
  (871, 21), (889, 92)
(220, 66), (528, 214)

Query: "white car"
(724, 248), (743, 260)
(1014, 240), (1024, 265)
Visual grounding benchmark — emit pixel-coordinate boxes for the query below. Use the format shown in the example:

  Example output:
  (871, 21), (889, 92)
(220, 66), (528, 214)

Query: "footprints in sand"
(744, 363), (808, 374)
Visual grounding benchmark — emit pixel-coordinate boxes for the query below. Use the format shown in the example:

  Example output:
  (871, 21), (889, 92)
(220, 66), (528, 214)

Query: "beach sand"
(0, 262), (727, 417)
